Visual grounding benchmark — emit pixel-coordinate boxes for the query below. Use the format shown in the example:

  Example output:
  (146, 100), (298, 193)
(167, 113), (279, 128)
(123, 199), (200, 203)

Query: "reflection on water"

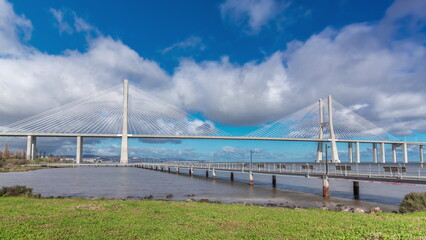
(1, 167), (425, 211)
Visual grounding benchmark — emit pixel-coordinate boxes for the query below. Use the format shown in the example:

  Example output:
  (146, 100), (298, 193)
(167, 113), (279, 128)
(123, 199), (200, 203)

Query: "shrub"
(5, 159), (28, 166)
(399, 192), (426, 213)
(0, 185), (40, 198)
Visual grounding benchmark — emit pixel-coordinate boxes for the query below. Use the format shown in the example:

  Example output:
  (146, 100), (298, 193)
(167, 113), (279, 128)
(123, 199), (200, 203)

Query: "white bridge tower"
(316, 95), (340, 163)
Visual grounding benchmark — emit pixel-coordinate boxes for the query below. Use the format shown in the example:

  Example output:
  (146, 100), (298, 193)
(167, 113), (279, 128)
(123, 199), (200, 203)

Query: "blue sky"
(1, 0), (426, 162)
(9, 0), (394, 72)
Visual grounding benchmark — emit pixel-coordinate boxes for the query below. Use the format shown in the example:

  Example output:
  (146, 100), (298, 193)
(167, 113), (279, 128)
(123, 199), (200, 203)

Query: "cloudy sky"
(1, 0), (426, 162)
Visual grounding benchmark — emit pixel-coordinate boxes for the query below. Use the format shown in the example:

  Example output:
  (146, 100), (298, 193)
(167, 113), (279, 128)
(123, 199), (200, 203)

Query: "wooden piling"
(272, 175), (276, 188)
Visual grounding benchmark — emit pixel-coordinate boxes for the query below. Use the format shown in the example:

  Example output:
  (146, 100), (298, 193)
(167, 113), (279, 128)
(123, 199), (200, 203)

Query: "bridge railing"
(135, 161), (426, 181)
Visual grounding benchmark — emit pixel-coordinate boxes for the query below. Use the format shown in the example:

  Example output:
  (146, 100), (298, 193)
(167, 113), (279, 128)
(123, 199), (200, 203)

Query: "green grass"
(0, 197), (425, 239)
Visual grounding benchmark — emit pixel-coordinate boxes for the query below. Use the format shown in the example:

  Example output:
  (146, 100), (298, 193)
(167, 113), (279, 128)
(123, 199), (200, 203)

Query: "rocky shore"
(41, 193), (390, 214)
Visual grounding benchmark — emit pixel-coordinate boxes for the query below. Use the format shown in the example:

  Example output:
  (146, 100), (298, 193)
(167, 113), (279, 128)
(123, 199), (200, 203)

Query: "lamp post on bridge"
(325, 143), (329, 176)
(250, 150), (254, 171)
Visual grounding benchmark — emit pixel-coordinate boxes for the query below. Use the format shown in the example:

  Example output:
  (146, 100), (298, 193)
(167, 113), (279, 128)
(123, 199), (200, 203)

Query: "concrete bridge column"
(392, 144), (397, 163)
(26, 136), (37, 161)
(420, 145), (424, 163)
(316, 142), (323, 163)
(212, 169), (216, 180)
(348, 143), (353, 163)
(76, 136), (83, 164)
(355, 142), (360, 163)
(373, 143), (378, 163)
(380, 143), (386, 163)
(26, 136), (32, 160)
(403, 143), (408, 163)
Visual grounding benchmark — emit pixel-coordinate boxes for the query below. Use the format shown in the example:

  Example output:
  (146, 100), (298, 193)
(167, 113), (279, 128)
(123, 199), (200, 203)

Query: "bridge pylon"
(316, 95), (340, 163)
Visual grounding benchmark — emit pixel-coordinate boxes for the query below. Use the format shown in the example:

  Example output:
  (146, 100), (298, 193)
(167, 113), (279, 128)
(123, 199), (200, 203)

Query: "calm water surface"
(1, 167), (425, 211)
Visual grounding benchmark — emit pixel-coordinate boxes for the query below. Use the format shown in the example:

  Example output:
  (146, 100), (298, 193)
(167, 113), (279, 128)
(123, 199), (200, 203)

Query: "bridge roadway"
(1, 132), (425, 145)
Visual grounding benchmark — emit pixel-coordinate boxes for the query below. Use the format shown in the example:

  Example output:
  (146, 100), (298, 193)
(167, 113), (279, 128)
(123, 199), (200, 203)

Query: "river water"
(1, 167), (425, 211)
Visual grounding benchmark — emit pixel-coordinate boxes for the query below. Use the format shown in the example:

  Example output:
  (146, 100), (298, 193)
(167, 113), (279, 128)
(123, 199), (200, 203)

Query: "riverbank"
(0, 197), (425, 239)
(0, 165), (45, 172)
(0, 159), (71, 172)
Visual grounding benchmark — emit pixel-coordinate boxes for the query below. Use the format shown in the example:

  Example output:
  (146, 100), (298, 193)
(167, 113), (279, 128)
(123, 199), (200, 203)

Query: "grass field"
(0, 197), (425, 239)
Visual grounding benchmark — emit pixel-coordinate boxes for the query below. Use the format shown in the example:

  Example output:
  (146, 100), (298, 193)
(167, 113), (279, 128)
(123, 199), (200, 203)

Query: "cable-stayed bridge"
(0, 80), (425, 166)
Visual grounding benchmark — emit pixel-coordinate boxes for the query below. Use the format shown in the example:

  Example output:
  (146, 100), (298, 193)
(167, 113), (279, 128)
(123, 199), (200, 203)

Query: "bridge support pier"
(26, 136), (32, 160)
(212, 169), (216, 180)
(380, 143), (386, 163)
(392, 144), (397, 163)
(403, 143), (408, 163)
(348, 143), (353, 163)
(206, 170), (209, 178)
(272, 175), (277, 188)
(189, 167), (194, 176)
(373, 143), (378, 163)
(230, 172), (234, 182)
(76, 136), (83, 164)
(420, 145), (424, 164)
(355, 142), (360, 163)
(176, 167), (179, 174)
(249, 171), (254, 186)
(26, 136), (37, 161)
(353, 181), (360, 199)
(322, 176), (330, 198)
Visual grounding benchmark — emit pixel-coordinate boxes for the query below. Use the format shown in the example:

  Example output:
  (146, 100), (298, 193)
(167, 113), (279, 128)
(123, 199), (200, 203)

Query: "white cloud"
(74, 15), (95, 33)
(171, 53), (291, 125)
(49, 8), (73, 34)
(220, 0), (285, 33)
(50, 8), (99, 36)
(162, 36), (205, 54)
(0, 0), (32, 56)
(0, 36), (170, 123)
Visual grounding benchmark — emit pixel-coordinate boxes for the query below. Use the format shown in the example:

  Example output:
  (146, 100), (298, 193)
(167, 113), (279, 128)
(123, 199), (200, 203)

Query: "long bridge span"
(2, 79), (426, 197)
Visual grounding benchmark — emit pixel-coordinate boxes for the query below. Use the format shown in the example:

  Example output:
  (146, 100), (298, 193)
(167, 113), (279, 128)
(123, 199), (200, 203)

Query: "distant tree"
(15, 149), (25, 159)
(3, 144), (10, 160)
